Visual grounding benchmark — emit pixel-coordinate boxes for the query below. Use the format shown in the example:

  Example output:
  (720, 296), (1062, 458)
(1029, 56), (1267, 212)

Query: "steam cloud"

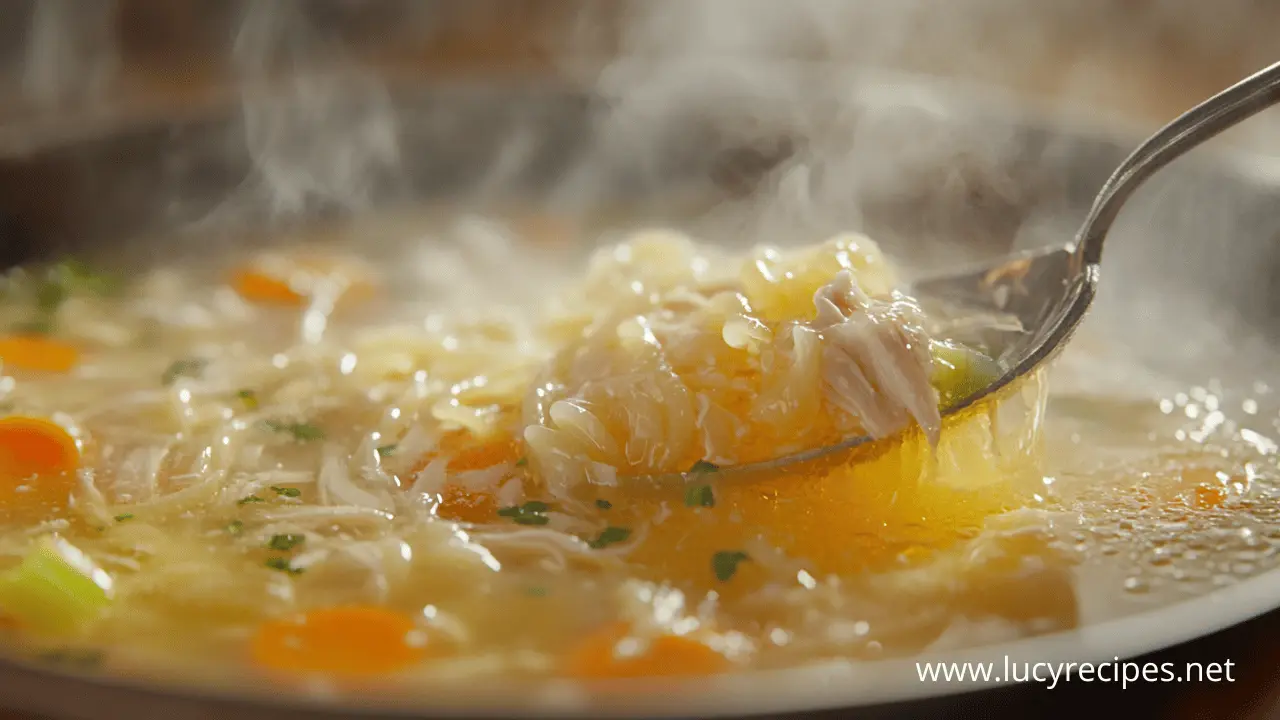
(231, 0), (401, 217)
(9, 0), (1280, 384)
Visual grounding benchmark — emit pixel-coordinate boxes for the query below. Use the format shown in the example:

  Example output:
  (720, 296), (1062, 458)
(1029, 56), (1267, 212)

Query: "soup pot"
(0, 70), (1279, 719)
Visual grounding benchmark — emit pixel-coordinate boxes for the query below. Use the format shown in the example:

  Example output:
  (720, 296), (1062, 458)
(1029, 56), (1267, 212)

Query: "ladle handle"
(1074, 60), (1280, 272)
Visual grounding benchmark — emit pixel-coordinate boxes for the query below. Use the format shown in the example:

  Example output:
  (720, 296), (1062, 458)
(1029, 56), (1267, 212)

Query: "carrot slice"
(231, 269), (304, 307)
(0, 336), (79, 373)
(433, 485), (498, 524)
(562, 622), (731, 679)
(446, 436), (521, 473)
(231, 255), (376, 308)
(251, 606), (428, 676)
(404, 431), (521, 478)
(0, 417), (81, 524)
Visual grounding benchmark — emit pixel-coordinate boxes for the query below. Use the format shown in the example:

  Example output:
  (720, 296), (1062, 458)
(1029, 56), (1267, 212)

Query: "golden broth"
(0, 214), (1273, 702)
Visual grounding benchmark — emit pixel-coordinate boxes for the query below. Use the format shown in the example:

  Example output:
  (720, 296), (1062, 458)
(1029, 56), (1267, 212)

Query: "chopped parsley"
(50, 259), (122, 297)
(264, 557), (303, 575)
(270, 486), (301, 498)
(712, 550), (750, 582)
(267, 533), (305, 551)
(236, 389), (259, 410)
(515, 457), (528, 467)
(237, 495), (265, 505)
(263, 420), (325, 442)
(587, 526), (632, 549)
(497, 501), (552, 526)
(112, 513), (134, 522)
(227, 520), (244, 535)
(4, 260), (122, 336)
(595, 498), (613, 510)
(34, 278), (68, 314)
(684, 484), (715, 508)
(689, 459), (720, 475)
(376, 444), (397, 458)
(161, 358), (207, 386)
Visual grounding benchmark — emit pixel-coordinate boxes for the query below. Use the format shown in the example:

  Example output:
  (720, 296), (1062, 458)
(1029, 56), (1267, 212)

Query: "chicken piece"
(812, 270), (941, 445)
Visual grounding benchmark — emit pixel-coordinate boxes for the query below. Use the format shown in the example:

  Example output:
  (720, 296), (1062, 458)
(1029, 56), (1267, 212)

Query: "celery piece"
(0, 537), (112, 635)
(930, 340), (1003, 409)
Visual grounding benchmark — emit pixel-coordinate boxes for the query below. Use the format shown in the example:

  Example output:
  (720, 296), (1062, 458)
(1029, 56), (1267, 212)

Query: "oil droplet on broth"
(1037, 373), (1280, 617)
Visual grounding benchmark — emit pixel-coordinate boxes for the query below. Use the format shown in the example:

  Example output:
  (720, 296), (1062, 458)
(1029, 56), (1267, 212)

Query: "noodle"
(0, 222), (1131, 695)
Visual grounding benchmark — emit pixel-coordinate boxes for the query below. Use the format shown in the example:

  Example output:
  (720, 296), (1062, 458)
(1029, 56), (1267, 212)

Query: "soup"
(0, 216), (1269, 698)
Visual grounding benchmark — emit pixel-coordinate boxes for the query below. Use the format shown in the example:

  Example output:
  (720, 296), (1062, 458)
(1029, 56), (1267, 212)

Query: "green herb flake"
(515, 457), (528, 467)
(291, 424), (325, 441)
(161, 358), (207, 386)
(112, 513), (133, 522)
(263, 420), (325, 442)
(497, 500), (553, 526)
(53, 260), (122, 297)
(266, 534), (305, 552)
(588, 526), (632, 549)
(4, 261), (121, 339)
(524, 586), (548, 598)
(376, 444), (397, 458)
(237, 495), (265, 506)
(236, 389), (259, 410)
(227, 520), (244, 535)
(712, 550), (750, 582)
(684, 484), (715, 508)
(512, 514), (550, 526)
(595, 498), (613, 510)
(34, 279), (68, 314)
(264, 557), (303, 575)
(689, 459), (720, 475)
(270, 486), (301, 498)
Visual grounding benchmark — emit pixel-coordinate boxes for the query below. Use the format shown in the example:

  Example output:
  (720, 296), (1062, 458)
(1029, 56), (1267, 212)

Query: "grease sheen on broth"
(0, 215), (1273, 697)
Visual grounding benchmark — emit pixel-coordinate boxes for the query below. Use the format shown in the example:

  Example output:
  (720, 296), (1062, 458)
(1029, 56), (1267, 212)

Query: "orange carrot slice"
(446, 436), (521, 473)
(433, 485), (498, 524)
(404, 430), (521, 474)
(231, 269), (304, 307)
(562, 622), (731, 679)
(0, 417), (81, 523)
(251, 606), (428, 676)
(231, 255), (376, 308)
(0, 336), (79, 373)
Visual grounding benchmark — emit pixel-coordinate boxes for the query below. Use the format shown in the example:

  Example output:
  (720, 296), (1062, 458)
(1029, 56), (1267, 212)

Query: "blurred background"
(1, 0), (1280, 143)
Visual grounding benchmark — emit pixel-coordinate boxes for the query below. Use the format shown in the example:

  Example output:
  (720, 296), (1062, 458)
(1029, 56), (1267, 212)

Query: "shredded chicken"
(811, 270), (941, 445)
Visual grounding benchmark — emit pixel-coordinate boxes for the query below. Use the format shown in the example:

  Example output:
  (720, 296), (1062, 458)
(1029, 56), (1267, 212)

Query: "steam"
(230, 0), (401, 218)
(7, 0), (1280, 386)
(19, 0), (118, 110)
(567, 0), (1280, 395)
(564, 0), (1051, 270)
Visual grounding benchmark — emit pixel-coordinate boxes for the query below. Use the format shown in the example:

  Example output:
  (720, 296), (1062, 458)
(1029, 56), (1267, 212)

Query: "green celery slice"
(0, 537), (112, 635)
(930, 340), (1003, 410)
